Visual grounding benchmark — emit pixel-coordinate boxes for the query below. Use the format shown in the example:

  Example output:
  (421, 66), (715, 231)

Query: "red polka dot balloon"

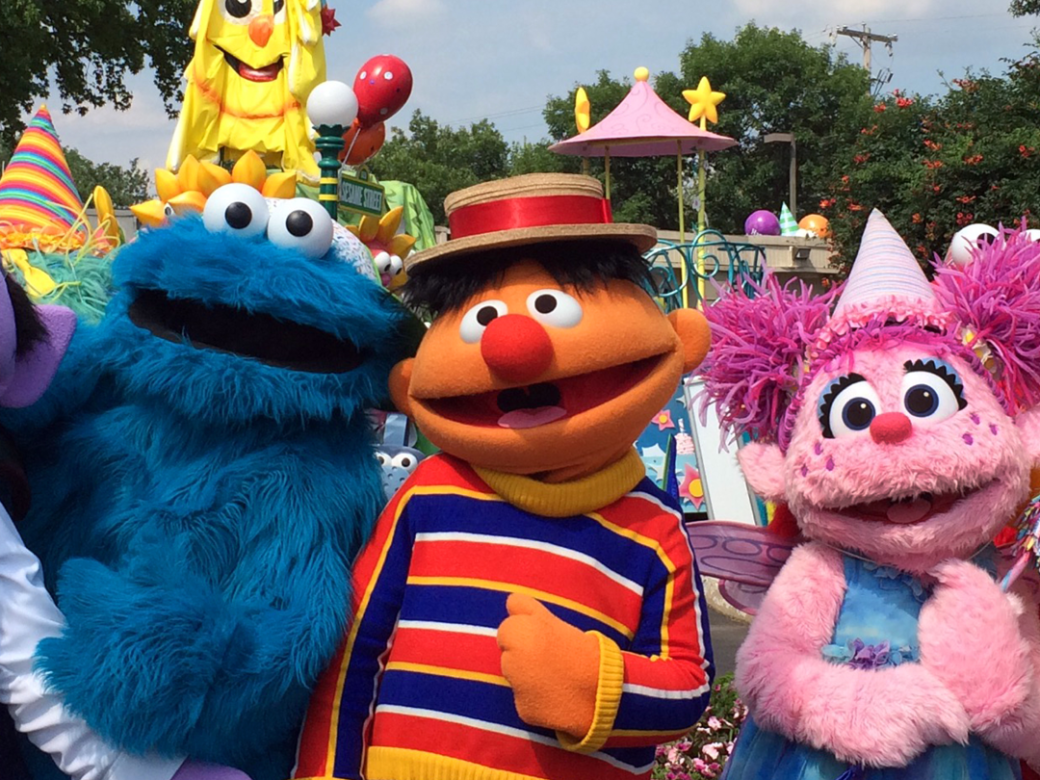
(353, 54), (413, 127)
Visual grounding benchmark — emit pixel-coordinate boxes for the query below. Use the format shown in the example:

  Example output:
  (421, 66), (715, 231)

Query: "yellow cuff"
(557, 631), (625, 753)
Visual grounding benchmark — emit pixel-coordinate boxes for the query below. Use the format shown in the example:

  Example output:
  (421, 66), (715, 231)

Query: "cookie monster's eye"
(525, 289), (583, 328)
(203, 183), (269, 238)
(818, 373), (882, 438)
(267, 199), (335, 259)
(901, 358), (966, 423)
(459, 300), (508, 344)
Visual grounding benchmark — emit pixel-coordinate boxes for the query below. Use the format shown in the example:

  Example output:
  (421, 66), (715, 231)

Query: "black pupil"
(842, 398), (875, 430)
(476, 306), (499, 326)
(225, 0), (251, 18)
(273, 0), (284, 11)
(225, 202), (253, 229)
(286, 210), (313, 237)
(534, 294), (557, 314)
(906, 385), (939, 417)
(400, 457), (411, 467)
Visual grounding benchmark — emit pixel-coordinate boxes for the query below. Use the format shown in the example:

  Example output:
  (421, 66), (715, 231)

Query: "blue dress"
(722, 554), (1021, 780)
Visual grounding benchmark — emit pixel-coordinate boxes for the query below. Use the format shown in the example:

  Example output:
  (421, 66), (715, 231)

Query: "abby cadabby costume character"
(700, 210), (1040, 779)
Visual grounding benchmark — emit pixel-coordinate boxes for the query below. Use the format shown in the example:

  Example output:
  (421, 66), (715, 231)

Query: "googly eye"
(375, 451), (389, 466)
(391, 452), (419, 473)
(947, 224), (999, 265)
(203, 183), (269, 238)
(273, 0), (285, 19)
(267, 198), (335, 259)
(389, 254), (404, 275)
(459, 300), (508, 344)
(818, 374), (882, 438)
(901, 358), (966, 424)
(220, 0), (259, 23)
(526, 289), (583, 328)
(163, 202), (176, 220)
(373, 251), (393, 275)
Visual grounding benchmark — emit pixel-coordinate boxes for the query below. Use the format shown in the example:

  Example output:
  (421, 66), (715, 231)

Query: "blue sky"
(41, 0), (1039, 175)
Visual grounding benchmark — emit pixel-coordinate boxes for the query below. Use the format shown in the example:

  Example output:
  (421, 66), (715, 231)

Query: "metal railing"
(644, 229), (765, 309)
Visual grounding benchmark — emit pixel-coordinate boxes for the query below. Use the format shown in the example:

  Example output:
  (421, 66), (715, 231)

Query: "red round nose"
(870, 412), (913, 444)
(480, 314), (554, 383)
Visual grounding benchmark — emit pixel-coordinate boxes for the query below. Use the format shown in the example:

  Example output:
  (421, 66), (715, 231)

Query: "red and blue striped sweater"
(293, 451), (713, 780)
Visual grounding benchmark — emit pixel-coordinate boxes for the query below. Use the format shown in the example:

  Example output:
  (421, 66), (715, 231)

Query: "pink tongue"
(497, 406), (567, 429)
(886, 497), (932, 524)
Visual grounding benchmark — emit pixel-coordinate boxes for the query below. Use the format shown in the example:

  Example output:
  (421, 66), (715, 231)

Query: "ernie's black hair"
(401, 239), (654, 315)
(5, 276), (47, 356)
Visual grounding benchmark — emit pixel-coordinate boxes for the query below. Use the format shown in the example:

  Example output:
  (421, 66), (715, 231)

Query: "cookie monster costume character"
(293, 174), (715, 780)
(698, 211), (1040, 779)
(0, 280), (246, 780)
(6, 178), (416, 780)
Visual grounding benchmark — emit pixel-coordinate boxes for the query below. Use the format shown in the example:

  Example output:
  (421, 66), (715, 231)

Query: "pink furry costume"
(700, 210), (1040, 779)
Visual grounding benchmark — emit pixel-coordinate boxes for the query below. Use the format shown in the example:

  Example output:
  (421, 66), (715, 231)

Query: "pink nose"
(870, 412), (912, 444)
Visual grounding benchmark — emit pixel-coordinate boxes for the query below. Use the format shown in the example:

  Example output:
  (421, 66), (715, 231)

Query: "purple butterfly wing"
(685, 520), (796, 615)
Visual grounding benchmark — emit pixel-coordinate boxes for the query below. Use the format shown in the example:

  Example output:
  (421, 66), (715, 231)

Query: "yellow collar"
(473, 449), (646, 518)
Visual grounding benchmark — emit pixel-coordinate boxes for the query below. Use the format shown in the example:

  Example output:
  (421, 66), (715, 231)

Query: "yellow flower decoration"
(347, 206), (417, 291)
(130, 151), (298, 228)
(683, 76), (726, 125)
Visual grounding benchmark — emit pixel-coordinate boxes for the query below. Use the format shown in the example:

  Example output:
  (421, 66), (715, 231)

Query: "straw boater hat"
(404, 173), (658, 271)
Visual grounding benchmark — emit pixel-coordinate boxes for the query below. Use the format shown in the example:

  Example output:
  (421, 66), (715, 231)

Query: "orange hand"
(497, 593), (601, 738)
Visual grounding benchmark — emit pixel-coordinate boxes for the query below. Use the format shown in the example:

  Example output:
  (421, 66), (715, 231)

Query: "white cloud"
(366, 0), (446, 28)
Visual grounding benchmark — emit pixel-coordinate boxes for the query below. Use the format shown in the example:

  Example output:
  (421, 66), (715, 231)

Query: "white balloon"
(947, 223), (998, 265)
(1024, 229), (1040, 243)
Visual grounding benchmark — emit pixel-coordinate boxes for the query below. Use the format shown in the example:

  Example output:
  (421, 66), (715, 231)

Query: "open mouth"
(128, 289), (363, 374)
(217, 46), (284, 82)
(839, 488), (979, 525)
(423, 355), (661, 429)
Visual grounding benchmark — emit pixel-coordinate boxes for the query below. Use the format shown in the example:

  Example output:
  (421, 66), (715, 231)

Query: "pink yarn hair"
(934, 229), (1040, 413)
(698, 275), (835, 442)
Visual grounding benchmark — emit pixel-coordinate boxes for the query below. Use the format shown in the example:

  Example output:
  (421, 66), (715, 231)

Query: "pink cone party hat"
(832, 209), (943, 322)
(814, 210), (948, 353)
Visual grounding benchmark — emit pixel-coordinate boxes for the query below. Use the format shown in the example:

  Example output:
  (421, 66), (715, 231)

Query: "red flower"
(912, 213), (923, 224)
(923, 159), (944, 169)
(964, 154), (983, 165)
(1020, 145), (1035, 158)
(956, 195), (976, 204)
(956, 212), (974, 226)
(923, 139), (942, 151)
(933, 185), (942, 193)
(853, 153), (871, 164)
(873, 103), (887, 113)
(896, 97), (914, 108)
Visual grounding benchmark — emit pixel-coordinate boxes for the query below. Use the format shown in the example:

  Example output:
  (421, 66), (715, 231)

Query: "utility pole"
(836, 25), (897, 91)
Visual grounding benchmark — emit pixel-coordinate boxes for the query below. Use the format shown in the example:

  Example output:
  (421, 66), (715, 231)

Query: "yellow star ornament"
(683, 76), (726, 125)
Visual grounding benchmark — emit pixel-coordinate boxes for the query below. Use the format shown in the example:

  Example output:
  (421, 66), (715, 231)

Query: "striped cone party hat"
(779, 202), (799, 236)
(0, 106), (89, 252)
(832, 209), (938, 321)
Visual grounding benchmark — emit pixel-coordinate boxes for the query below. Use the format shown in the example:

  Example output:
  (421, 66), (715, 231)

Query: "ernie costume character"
(292, 174), (714, 780)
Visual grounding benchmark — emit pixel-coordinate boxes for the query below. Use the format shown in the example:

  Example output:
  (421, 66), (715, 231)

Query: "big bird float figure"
(167, 0), (331, 182)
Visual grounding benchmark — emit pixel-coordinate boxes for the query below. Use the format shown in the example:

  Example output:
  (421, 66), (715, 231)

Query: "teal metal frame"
(643, 229), (765, 310)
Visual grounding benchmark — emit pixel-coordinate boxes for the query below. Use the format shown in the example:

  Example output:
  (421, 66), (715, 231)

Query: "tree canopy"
(824, 55), (1040, 271)
(0, 0), (195, 143)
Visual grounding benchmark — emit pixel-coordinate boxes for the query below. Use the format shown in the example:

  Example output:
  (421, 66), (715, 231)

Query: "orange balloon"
(799, 213), (830, 238)
(338, 119), (386, 165)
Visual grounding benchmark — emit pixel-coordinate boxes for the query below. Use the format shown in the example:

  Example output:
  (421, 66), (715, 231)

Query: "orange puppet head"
(389, 174), (710, 481)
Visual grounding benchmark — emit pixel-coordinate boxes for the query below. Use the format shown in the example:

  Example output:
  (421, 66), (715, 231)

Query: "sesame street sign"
(339, 173), (385, 217)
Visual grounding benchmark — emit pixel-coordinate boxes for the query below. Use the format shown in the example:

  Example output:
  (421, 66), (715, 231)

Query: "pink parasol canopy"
(549, 76), (736, 157)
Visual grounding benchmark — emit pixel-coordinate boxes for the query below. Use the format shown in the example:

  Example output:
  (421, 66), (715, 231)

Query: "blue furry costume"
(6, 203), (415, 780)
